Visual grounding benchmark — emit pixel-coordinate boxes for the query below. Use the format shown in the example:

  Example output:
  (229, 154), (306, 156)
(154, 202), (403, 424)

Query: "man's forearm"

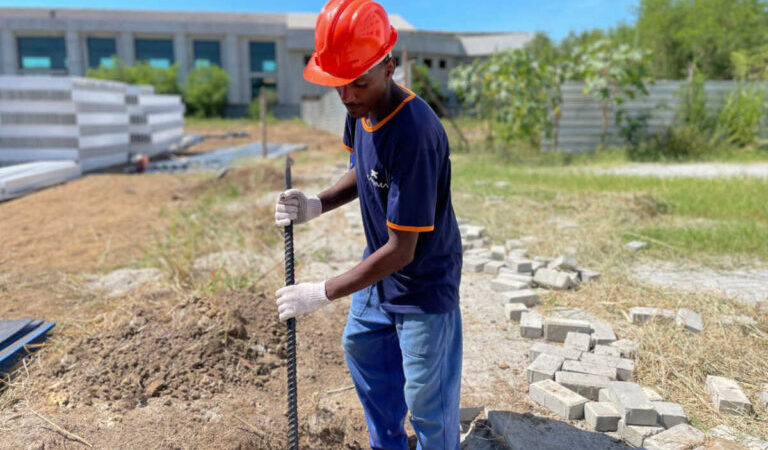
(324, 241), (412, 300)
(318, 168), (357, 213)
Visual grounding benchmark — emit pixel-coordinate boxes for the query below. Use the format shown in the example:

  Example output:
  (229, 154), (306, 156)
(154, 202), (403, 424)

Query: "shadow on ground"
(486, 411), (631, 450)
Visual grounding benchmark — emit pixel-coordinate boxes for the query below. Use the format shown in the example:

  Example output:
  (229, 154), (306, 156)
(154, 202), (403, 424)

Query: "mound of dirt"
(48, 292), (285, 411)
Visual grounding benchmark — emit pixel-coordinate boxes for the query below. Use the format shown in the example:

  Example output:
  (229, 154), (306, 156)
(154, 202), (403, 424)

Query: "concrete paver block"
(607, 381), (658, 426)
(491, 277), (529, 292)
(564, 332), (592, 352)
(590, 320), (617, 345)
(630, 307), (676, 325)
(594, 345), (621, 357)
(501, 289), (539, 307)
(484, 260), (506, 275)
(581, 353), (635, 381)
(504, 303), (528, 322)
(643, 387), (664, 402)
(653, 401), (687, 428)
(529, 342), (582, 363)
(497, 269), (534, 284)
(644, 423), (705, 450)
(626, 240), (648, 251)
(585, 401), (620, 432)
(490, 245), (506, 261)
(578, 268), (602, 282)
(534, 268), (574, 290)
(529, 379), (589, 420)
(562, 359), (618, 380)
(463, 258), (489, 273)
(547, 255), (578, 271)
(720, 315), (757, 327)
(599, 388), (610, 402)
(676, 308), (704, 332)
(555, 371), (611, 401)
(619, 419), (664, 447)
(464, 225), (487, 239)
(610, 339), (638, 359)
(543, 318), (592, 342)
(705, 376), (753, 415)
(708, 424), (768, 449)
(507, 259), (533, 273)
(526, 354), (565, 383)
(505, 239), (523, 251)
(520, 311), (544, 339)
(759, 384), (768, 409)
(531, 260), (546, 273)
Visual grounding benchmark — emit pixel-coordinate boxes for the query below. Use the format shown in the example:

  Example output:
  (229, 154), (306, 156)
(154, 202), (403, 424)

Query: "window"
(423, 58), (433, 69)
(250, 42), (276, 72)
(135, 38), (174, 68)
(251, 77), (277, 103)
(303, 54), (312, 66)
(17, 37), (67, 70)
(439, 59), (446, 69)
(193, 40), (221, 68)
(87, 37), (116, 68)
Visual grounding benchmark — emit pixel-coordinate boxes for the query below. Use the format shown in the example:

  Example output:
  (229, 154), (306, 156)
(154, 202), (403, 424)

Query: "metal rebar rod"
(283, 154), (299, 449)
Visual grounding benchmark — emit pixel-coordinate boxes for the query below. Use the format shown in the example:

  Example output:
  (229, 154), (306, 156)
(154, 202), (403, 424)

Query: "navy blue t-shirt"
(343, 86), (462, 314)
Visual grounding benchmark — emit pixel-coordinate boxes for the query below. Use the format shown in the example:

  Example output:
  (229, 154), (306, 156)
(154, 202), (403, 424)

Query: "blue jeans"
(342, 285), (462, 450)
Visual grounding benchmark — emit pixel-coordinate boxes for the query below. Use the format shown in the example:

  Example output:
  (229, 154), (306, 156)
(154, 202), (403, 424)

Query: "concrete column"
(116, 32), (134, 65)
(65, 31), (84, 76)
(222, 34), (240, 104)
(0, 30), (17, 74)
(173, 33), (187, 84)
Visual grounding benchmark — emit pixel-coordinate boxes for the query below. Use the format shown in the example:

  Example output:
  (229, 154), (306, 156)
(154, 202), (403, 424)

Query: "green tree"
(86, 57), (180, 94)
(410, 64), (448, 116)
(576, 39), (653, 149)
(180, 65), (230, 118)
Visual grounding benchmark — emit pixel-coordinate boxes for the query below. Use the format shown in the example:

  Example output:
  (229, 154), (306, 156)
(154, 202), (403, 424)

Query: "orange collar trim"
(361, 84), (416, 133)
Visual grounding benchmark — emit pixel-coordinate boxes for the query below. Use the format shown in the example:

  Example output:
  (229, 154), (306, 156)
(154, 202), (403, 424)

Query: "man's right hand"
(275, 189), (323, 227)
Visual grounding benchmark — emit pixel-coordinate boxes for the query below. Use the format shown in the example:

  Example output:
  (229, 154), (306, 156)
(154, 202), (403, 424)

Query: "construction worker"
(274, 1), (462, 448)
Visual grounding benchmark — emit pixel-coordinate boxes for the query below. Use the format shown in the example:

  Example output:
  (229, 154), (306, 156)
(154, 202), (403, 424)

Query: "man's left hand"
(275, 281), (331, 321)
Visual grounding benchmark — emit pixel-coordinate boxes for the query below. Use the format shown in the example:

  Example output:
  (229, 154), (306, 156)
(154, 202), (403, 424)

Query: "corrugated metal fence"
(301, 80), (768, 152)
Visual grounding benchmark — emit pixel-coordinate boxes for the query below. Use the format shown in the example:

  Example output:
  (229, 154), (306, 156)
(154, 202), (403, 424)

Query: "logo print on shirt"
(367, 169), (389, 189)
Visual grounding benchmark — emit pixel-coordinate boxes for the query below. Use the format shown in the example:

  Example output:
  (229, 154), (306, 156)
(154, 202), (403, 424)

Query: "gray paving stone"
(653, 401), (687, 428)
(578, 268), (602, 282)
(676, 308), (704, 332)
(706, 376), (753, 415)
(720, 315), (758, 327)
(562, 360), (618, 380)
(610, 339), (638, 359)
(584, 401), (620, 432)
(534, 268), (574, 290)
(618, 419), (664, 447)
(464, 258), (490, 273)
(526, 354), (565, 383)
(505, 239), (523, 251)
(529, 342), (582, 363)
(507, 259), (533, 273)
(759, 384), (768, 409)
(508, 249), (530, 260)
(521, 311), (544, 339)
(464, 225), (487, 239)
(708, 424), (768, 450)
(626, 240), (648, 251)
(644, 424), (705, 450)
(594, 345), (621, 357)
(590, 320), (618, 345)
(555, 371), (611, 401)
(505, 303), (528, 322)
(599, 388), (610, 402)
(581, 353), (635, 381)
(564, 332), (592, 352)
(501, 289), (539, 307)
(643, 387), (664, 402)
(544, 318), (592, 342)
(497, 269), (534, 284)
(491, 277), (529, 292)
(607, 381), (658, 426)
(530, 260), (546, 273)
(484, 260), (507, 275)
(529, 379), (589, 420)
(548, 255), (578, 271)
(629, 307), (676, 325)
(490, 245), (506, 261)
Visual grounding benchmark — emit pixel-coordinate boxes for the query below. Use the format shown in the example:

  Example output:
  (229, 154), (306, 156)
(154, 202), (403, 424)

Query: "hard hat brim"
(303, 53), (358, 87)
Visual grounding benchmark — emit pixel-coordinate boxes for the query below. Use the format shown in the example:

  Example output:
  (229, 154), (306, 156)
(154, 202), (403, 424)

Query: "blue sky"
(0, 0), (639, 41)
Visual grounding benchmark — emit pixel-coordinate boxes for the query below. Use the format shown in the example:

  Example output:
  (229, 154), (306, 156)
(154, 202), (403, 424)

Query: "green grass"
(451, 153), (768, 257)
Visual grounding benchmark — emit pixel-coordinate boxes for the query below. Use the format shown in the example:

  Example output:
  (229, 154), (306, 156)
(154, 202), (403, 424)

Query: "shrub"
(87, 57), (180, 94)
(180, 65), (230, 118)
(714, 84), (767, 147)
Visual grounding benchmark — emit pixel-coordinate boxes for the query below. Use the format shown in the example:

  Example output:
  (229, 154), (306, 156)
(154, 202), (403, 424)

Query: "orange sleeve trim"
(342, 142), (354, 153)
(386, 220), (434, 232)
(361, 84), (417, 133)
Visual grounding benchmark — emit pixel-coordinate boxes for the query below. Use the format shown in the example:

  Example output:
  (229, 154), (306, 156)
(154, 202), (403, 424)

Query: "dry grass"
(452, 186), (768, 440)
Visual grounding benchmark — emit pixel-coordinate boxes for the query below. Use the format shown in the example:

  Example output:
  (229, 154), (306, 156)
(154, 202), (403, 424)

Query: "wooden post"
(402, 46), (411, 89)
(260, 87), (267, 158)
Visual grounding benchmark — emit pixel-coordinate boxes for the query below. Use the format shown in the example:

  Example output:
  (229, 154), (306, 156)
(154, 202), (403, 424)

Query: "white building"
(0, 8), (532, 116)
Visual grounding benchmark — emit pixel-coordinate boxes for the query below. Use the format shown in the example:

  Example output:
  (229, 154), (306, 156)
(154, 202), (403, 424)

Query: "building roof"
(286, 12), (415, 31)
(457, 32), (534, 56)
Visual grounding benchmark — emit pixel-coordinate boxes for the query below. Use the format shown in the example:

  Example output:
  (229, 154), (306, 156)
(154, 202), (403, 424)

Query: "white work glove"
(275, 189), (322, 227)
(275, 281), (331, 321)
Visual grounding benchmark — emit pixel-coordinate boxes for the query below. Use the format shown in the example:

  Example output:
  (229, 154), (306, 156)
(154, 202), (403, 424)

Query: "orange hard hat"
(303, 0), (398, 87)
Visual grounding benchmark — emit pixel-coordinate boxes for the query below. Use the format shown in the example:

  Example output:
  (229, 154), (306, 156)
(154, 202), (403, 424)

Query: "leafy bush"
(87, 57), (180, 94)
(180, 65), (230, 118)
(715, 84), (767, 147)
(411, 64), (448, 116)
(247, 87), (278, 120)
(627, 124), (713, 161)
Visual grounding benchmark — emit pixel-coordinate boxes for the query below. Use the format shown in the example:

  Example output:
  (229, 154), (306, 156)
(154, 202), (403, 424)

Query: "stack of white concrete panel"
(126, 85), (185, 157)
(0, 76), (130, 171)
(0, 161), (81, 201)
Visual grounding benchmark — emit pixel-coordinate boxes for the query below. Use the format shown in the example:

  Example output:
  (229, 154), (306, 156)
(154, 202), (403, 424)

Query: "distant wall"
(300, 90), (346, 137)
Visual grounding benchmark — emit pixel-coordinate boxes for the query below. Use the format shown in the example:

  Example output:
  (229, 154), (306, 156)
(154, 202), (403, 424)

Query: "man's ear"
(384, 59), (396, 80)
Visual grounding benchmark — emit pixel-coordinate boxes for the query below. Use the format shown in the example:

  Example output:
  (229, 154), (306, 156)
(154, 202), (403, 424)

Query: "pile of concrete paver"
(459, 221), (768, 449)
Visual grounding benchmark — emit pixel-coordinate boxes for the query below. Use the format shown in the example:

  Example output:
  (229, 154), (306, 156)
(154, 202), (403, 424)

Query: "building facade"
(0, 8), (532, 116)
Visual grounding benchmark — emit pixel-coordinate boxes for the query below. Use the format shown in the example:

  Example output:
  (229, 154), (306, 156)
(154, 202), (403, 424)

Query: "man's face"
(336, 59), (395, 119)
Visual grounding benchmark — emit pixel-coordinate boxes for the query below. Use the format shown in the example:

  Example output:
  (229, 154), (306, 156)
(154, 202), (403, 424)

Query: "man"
(274, 1), (463, 448)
